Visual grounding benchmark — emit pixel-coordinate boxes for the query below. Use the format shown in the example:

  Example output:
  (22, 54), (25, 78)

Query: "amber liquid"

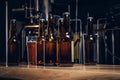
(27, 42), (37, 65)
(45, 41), (56, 65)
(59, 41), (71, 64)
(85, 36), (95, 64)
(8, 38), (19, 65)
(37, 40), (43, 65)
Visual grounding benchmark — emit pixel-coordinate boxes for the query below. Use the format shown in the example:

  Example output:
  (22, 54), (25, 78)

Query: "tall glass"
(27, 36), (37, 65)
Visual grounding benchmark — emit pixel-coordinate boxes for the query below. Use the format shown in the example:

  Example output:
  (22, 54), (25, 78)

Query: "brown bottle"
(59, 12), (72, 65)
(37, 19), (45, 65)
(45, 14), (56, 65)
(85, 16), (96, 65)
(8, 19), (19, 65)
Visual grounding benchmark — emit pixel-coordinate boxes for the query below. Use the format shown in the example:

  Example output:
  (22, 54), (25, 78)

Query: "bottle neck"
(63, 17), (70, 33)
(61, 14), (71, 40)
(48, 15), (54, 34)
(63, 12), (70, 33)
(47, 14), (55, 41)
(38, 19), (45, 38)
(10, 20), (17, 38)
(87, 17), (94, 35)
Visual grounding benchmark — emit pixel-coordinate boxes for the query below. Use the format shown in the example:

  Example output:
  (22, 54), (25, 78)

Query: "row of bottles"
(7, 12), (96, 66)
(26, 12), (73, 66)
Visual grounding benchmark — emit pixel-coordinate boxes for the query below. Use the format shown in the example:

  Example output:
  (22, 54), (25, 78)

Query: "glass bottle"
(59, 12), (72, 65)
(85, 16), (96, 64)
(37, 19), (45, 65)
(25, 18), (39, 65)
(8, 19), (19, 65)
(45, 14), (56, 65)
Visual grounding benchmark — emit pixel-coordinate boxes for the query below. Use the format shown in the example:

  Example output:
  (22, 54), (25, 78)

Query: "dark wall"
(0, 0), (120, 64)
(0, 1), (6, 62)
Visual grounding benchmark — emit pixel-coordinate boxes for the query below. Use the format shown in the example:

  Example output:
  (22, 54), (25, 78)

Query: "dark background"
(0, 0), (120, 64)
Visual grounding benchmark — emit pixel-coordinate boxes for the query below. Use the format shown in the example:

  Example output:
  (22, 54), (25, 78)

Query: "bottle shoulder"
(8, 36), (18, 44)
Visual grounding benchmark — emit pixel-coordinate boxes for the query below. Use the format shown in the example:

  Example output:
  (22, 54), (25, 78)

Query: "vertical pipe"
(68, 5), (71, 32)
(79, 19), (82, 64)
(96, 18), (106, 64)
(34, 0), (39, 12)
(75, 0), (78, 32)
(30, 0), (32, 16)
(56, 19), (60, 66)
(29, 0), (33, 23)
(56, 40), (59, 66)
(27, 44), (29, 68)
(44, 0), (49, 36)
(68, 5), (70, 14)
(70, 19), (82, 64)
(71, 41), (74, 63)
(26, 37), (29, 68)
(83, 34), (85, 64)
(35, 40), (37, 68)
(5, 0), (8, 67)
(104, 31), (107, 64)
(112, 31), (114, 65)
(96, 19), (99, 64)
(69, 4), (74, 63)
(43, 40), (45, 68)
(22, 29), (25, 60)
(75, 0), (78, 63)
(25, 3), (27, 18)
(44, 0), (49, 21)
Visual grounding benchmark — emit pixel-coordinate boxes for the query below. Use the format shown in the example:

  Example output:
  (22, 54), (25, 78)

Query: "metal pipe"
(44, 0), (49, 21)
(70, 19), (82, 64)
(75, 0), (78, 62)
(96, 18), (106, 64)
(43, 40), (45, 68)
(83, 33), (86, 64)
(22, 29), (25, 61)
(34, 0), (39, 12)
(26, 41), (29, 68)
(79, 19), (83, 64)
(75, 0), (78, 33)
(29, 0), (32, 16)
(68, 5), (71, 32)
(68, 5), (70, 13)
(112, 31), (115, 65)
(5, 0), (8, 67)
(35, 40), (37, 68)
(96, 19), (100, 64)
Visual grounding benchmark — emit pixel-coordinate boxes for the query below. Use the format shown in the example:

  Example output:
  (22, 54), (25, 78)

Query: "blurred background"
(0, 0), (120, 65)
